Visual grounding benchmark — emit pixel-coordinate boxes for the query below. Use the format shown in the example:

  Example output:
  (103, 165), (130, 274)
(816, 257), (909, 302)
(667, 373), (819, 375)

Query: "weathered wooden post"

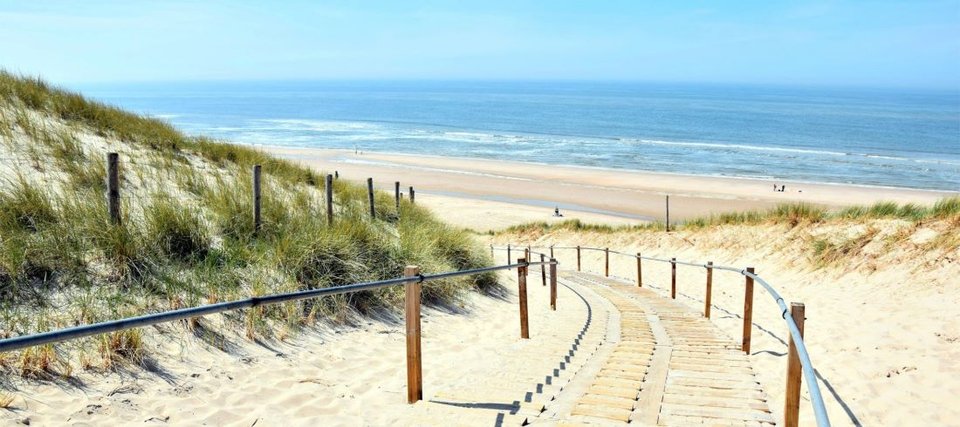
(636, 253), (642, 287)
(395, 181), (401, 210)
(524, 248), (530, 276)
(549, 258), (557, 311)
(409, 186), (415, 204)
(576, 246), (581, 271)
(665, 195), (670, 232)
(705, 261), (714, 318)
(325, 174), (334, 225)
(604, 247), (609, 277)
(367, 178), (375, 219)
(518, 258), (529, 339)
(507, 244), (512, 268)
(549, 245), (554, 258)
(252, 164), (262, 234)
(742, 267), (755, 354)
(404, 266), (423, 403)
(784, 302), (805, 427)
(540, 253), (546, 286)
(106, 152), (121, 225)
(671, 257), (677, 299)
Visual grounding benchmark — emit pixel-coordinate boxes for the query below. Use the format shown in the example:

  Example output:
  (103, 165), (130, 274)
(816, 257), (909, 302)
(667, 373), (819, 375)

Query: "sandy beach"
(2, 144), (956, 426)
(264, 146), (956, 231)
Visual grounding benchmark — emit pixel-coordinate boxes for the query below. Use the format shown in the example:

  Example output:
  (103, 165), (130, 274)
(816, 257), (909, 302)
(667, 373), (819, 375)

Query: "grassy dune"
(497, 198), (959, 268)
(0, 72), (495, 376)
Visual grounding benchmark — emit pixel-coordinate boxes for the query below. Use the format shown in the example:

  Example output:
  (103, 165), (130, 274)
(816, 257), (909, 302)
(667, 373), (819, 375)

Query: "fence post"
(404, 266), (423, 403)
(671, 257), (677, 299)
(636, 253), (642, 287)
(325, 174), (334, 226)
(367, 178), (375, 219)
(490, 244), (494, 259)
(604, 247), (609, 277)
(507, 244), (511, 269)
(409, 186), (415, 204)
(524, 248), (530, 276)
(549, 258), (557, 311)
(106, 152), (121, 225)
(550, 245), (554, 258)
(334, 170), (338, 179)
(742, 267), (755, 354)
(705, 261), (713, 318)
(518, 258), (529, 339)
(252, 164), (262, 234)
(540, 253), (546, 286)
(784, 302), (805, 427)
(395, 181), (400, 210)
(576, 246), (581, 271)
(665, 195), (670, 232)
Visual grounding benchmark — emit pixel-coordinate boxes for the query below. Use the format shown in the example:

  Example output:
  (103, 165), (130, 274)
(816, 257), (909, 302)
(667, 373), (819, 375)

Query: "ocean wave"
(257, 119), (381, 132)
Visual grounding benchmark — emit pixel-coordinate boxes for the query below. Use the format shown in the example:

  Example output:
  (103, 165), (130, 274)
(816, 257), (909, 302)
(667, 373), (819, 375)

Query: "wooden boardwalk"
(415, 269), (776, 426)
(549, 271), (776, 426)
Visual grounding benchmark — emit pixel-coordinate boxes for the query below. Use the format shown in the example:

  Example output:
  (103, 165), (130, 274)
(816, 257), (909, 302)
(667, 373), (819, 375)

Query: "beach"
(265, 146), (956, 231)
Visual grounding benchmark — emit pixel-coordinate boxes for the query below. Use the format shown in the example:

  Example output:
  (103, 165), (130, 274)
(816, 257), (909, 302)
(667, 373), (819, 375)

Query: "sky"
(0, 0), (958, 89)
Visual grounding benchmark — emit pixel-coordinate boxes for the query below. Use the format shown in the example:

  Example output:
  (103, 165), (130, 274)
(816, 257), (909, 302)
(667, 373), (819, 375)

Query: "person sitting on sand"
(554, 207), (563, 217)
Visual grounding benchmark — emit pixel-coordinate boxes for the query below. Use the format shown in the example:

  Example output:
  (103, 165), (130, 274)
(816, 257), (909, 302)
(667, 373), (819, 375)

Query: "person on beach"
(554, 207), (563, 217)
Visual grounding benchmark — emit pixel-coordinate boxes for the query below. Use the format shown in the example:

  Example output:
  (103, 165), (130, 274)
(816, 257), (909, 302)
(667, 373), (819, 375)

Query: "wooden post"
(507, 244), (511, 269)
(404, 266), (423, 403)
(395, 181), (400, 210)
(636, 253), (642, 287)
(665, 195), (670, 232)
(409, 186), (415, 204)
(540, 253), (546, 286)
(252, 164), (262, 234)
(524, 248), (530, 276)
(784, 302), (806, 427)
(604, 247), (609, 277)
(549, 246), (554, 258)
(549, 258), (557, 311)
(705, 261), (714, 318)
(518, 258), (529, 339)
(325, 174), (334, 225)
(106, 152), (120, 225)
(742, 267), (755, 354)
(367, 178), (375, 219)
(576, 246), (581, 271)
(671, 257), (677, 299)
(490, 244), (494, 259)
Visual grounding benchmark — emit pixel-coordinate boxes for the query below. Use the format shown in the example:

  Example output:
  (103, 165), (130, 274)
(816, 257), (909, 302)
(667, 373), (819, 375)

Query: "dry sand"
(493, 220), (960, 426)
(4, 147), (957, 426)
(264, 146), (956, 231)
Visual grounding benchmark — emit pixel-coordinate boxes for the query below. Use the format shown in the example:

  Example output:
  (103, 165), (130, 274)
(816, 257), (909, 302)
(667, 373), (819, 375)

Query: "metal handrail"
(0, 260), (557, 353)
(493, 244), (831, 427)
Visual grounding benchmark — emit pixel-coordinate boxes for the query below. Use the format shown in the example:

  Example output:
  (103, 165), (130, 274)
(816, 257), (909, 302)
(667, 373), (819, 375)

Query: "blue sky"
(0, 0), (958, 88)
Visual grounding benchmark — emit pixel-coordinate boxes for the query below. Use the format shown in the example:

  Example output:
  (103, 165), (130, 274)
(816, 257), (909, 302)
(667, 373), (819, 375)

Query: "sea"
(74, 81), (960, 191)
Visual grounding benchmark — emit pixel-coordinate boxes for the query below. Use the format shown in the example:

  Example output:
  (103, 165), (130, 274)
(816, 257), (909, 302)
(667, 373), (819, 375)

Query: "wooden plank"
(586, 385), (640, 400)
(662, 394), (770, 411)
(660, 402), (776, 424)
(578, 393), (637, 409)
(571, 403), (633, 422)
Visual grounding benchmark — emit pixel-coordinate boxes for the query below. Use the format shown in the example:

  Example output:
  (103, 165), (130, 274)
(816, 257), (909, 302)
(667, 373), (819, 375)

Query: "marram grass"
(0, 71), (496, 377)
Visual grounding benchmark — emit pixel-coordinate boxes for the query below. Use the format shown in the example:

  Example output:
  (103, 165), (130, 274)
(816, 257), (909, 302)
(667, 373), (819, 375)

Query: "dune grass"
(498, 198), (959, 237)
(0, 71), (496, 376)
